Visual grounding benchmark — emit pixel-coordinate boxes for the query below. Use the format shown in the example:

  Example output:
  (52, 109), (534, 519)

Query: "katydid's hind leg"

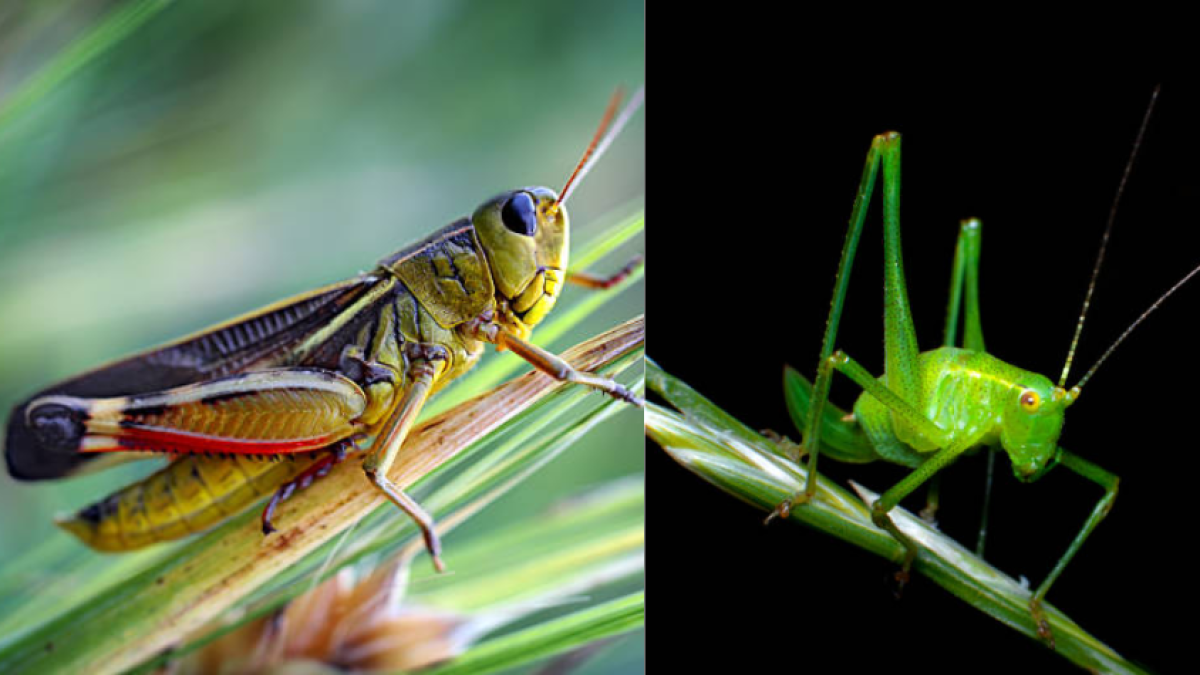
(1029, 450), (1119, 648)
(784, 136), (884, 514)
(362, 345), (448, 572)
(950, 220), (997, 558)
(975, 447), (997, 557)
(781, 134), (924, 521)
(919, 474), (941, 525)
(943, 218), (986, 352)
(261, 441), (353, 534)
(942, 219), (992, 545)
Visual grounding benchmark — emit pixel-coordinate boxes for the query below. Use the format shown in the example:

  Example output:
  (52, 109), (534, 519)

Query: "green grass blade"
(139, 475), (643, 674)
(0, 0), (173, 132)
(646, 358), (1145, 675)
(420, 592), (644, 675)
(0, 317), (642, 675)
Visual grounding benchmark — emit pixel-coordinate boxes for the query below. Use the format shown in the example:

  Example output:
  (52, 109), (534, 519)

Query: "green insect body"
(843, 348), (1068, 479)
(777, 132), (1123, 647)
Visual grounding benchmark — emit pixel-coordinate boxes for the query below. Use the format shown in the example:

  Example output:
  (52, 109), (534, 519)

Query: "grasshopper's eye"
(501, 192), (538, 237)
(1019, 390), (1041, 413)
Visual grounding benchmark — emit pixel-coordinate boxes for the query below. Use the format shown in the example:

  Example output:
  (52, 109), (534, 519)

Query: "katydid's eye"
(1019, 390), (1041, 412)
(501, 192), (538, 236)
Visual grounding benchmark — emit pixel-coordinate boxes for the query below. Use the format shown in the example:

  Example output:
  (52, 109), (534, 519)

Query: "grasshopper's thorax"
(473, 186), (568, 340)
(920, 348), (1068, 481)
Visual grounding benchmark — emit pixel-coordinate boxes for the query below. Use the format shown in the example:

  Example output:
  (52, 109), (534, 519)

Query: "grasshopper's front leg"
(463, 313), (642, 406)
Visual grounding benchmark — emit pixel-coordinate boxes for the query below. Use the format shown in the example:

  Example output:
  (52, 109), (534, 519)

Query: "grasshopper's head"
(470, 87), (643, 337)
(999, 374), (1072, 482)
(472, 186), (568, 334)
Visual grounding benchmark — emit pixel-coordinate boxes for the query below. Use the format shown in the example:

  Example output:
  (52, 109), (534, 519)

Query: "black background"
(647, 64), (1200, 675)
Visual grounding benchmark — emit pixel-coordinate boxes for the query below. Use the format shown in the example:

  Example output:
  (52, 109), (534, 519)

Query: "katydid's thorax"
(853, 347), (1061, 468)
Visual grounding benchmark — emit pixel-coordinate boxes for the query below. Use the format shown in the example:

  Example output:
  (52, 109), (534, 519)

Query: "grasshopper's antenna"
(1058, 84), (1160, 389)
(550, 85), (645, 216)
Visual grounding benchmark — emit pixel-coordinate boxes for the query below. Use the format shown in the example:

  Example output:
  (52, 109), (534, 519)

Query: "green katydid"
(770, 88), (1197, 647)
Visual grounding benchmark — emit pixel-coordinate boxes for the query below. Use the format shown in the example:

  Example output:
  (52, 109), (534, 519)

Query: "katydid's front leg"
(362, 344), (450, 573)
(869, 435), (980, 588)
(1028, 450), (1119, 648)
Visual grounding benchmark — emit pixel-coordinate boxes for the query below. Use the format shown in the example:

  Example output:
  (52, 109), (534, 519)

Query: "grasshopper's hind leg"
(362, 345), (449, 572)
(261, 441), (353, 535)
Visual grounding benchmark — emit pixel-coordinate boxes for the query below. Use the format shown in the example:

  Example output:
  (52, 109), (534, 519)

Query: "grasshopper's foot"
(422, 529), (447, 574)
(1030, 599), (1056, 649)
(609, 382), (645, 407)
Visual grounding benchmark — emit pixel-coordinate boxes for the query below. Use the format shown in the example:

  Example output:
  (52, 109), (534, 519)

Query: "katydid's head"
(1000, 375), (1071, 482)
(473, 186), (569, 329)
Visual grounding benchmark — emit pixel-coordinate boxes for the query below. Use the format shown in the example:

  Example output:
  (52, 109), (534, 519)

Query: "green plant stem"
(645, 358), (1144, 675)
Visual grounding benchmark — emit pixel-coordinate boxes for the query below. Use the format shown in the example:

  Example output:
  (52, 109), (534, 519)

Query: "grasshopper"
(3, 89), (644, 573)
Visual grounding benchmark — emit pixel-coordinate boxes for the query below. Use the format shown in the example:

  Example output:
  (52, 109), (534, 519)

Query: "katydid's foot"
(764, 491), (810, 525)
(759, 430), (805, 462)
(871, 504), (918, 599)
(1030, 599), (1056, 649)
(892, 568), (911, 599)
(918, 503), (939, 526)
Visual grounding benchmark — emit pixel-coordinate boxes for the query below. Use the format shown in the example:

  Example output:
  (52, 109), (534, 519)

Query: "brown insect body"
(3, 90), (644, 568)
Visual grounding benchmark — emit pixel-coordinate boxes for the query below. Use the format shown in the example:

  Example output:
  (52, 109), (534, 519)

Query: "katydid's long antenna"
(1074, 262), (1200, 390)
(551, 85), (645, 215)
(1058, 84), (1161, 389)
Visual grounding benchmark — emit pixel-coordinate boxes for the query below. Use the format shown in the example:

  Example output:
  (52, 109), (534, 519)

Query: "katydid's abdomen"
(852, 349), (1025, 468)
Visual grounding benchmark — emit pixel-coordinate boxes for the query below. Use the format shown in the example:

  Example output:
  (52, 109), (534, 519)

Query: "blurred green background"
(0, 0), (642, 669)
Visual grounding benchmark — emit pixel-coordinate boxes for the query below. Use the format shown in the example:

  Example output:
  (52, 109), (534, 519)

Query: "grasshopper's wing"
(381, 219), (495, 328)
(5, 276), (381, 479)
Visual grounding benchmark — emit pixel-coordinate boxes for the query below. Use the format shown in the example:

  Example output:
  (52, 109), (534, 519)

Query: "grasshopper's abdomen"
(57, 453), (320, 551)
